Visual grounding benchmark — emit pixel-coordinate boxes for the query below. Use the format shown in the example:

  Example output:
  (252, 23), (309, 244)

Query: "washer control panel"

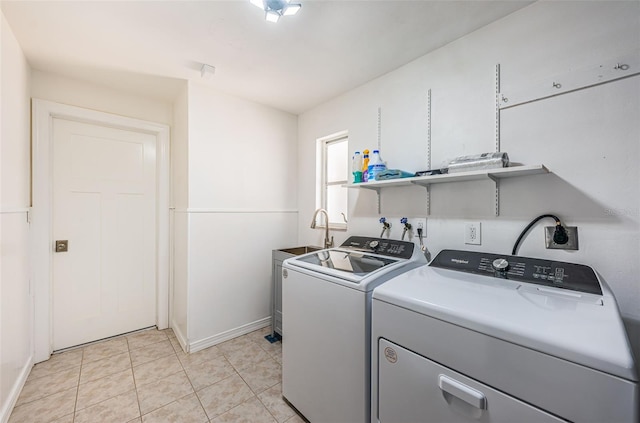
(340, 236), (414, 259)
(430, 249), (602, 295)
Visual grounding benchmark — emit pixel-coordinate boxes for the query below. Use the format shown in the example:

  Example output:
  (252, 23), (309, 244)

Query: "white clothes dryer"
(371, 249), (638, 423)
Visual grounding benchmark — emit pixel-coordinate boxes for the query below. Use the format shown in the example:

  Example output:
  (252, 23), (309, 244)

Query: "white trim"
(32, 99), (170, 363)
(316, 224), (348, 232)
(0, 207), (30, 214)
(317, 130), (349, 144)
(174, 208), (298, 214)
(315, 131), (349, 227)
(188, 317), (270, 353)
(0, 354), (33, 423)
(170, 317), (189, 354)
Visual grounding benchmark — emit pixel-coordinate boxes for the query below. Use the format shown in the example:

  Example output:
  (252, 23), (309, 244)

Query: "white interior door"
(52, 118), (157, 350)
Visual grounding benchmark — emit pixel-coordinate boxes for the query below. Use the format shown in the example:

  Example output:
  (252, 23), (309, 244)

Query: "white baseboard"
(1, 355), (33, 423)
(188, 317), (271, 354)
(170, 319), (189, 353)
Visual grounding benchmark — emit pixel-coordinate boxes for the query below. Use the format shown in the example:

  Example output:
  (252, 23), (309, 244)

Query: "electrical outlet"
(411, 218), (427, 239)
(545, 226), (579, 250)
(464, 222), (481, 245)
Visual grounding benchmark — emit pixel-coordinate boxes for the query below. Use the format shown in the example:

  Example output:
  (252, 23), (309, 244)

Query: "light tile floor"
(9, 327), (306, 423)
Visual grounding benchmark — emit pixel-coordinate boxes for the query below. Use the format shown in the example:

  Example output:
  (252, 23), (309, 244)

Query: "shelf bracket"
(427, 89), (432, 169)
(426, 89), (432, 216)
(495, 180), (500, 217)
(495, 64), (501, 153)
(376, 106), (382, 213)
(495, 64), (501, 217)
(486, 174), (500, 216)
(425, 185), (431, 216)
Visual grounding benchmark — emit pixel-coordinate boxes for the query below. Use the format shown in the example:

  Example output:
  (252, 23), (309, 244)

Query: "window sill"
(316, 224), (347, 232)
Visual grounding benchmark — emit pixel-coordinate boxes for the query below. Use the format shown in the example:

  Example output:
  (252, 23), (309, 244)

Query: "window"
(316, 132), (349, 230)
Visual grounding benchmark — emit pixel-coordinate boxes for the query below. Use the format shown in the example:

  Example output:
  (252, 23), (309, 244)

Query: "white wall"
(31, 71), (173, 126)
(298, 0), (640, 328)
(184, 82), (298, 350)
(0, 11), (33, 423)
(171, 83), (189, 347)
(28, 61), (300, 352)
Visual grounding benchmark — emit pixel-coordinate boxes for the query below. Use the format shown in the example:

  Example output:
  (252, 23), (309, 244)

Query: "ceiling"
(1, 0), (533, 114)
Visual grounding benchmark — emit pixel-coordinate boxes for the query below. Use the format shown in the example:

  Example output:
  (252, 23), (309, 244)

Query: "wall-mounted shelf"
(344, 164), (549, 216)
(344, 177), (414, 190)
(344, 164), (548, 189)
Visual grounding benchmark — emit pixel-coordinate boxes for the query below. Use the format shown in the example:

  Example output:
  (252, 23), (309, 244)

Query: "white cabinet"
(271, 249), (291, 338)
(270, 246), (322, 338)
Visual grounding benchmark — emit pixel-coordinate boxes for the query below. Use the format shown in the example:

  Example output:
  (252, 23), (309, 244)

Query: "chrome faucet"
(310, 208), (334, 249)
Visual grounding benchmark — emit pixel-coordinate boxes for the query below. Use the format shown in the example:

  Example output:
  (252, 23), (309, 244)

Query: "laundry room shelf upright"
(344, 82), (551, 216)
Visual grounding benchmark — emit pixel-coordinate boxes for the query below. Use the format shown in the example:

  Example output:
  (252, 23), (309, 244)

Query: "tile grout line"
(247, 331), (284, 421)
(129, 332), (183, 419)
(8, 352), (83, 423)
(11, 368), (78, 409)
(73, 336), (144, 422)
(126, 337), (144, 422)
(134, 332), (198, 420)
(252, 339), (284, 423)
(70, 348), (86, 423)
(193, 333), (272, 422)
(13, 328), (285, 423)
(175, 336), (263, 422)
(231, 336), (281, 423)
(76, 339), (131, 412)
(169, 333), (209, 423)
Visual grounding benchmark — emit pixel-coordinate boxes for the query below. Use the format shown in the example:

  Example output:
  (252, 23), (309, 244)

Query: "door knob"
(55, 240), (68, 252)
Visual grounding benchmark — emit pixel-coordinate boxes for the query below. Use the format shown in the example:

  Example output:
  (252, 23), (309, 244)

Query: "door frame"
(32, 99), (170, 362)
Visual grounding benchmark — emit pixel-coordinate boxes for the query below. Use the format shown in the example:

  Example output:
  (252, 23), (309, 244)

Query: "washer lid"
(373, 263), (638, 382)
(284, 236), (426, 286)
(288, 248), (403, 284)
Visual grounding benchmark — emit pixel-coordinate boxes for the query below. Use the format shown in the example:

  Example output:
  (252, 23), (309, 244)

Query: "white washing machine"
(282, 236), (428, 423)
(371, 249), (639, 423)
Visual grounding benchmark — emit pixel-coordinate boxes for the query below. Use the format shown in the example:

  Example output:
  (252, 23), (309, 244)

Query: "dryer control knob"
(369, 240), (379, 249)
(492, 258), (509, 271)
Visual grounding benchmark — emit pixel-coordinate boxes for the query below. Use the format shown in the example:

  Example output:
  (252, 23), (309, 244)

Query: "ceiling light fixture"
(251, 0), (302, 23)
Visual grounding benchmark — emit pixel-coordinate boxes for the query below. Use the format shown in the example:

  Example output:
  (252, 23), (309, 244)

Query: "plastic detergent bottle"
(367, 149), (387, 181)
(362, 150), (370, 182)
(352, 152), (363, 183)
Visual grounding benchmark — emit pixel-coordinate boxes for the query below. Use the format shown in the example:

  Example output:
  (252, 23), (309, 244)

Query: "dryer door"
(376, 338), (566, 423)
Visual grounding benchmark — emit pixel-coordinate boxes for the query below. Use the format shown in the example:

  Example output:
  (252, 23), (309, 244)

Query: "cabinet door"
(274, 260), (284, 335)
(377, 339), (566, 423)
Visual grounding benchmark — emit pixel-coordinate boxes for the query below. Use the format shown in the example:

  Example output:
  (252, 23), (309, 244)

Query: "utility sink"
(278, 245), (323, 256)
(271, 244), (324, 340)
